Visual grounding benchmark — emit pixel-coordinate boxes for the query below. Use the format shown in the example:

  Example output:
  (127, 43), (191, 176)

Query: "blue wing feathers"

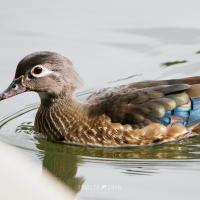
(161, 97), (200, 127)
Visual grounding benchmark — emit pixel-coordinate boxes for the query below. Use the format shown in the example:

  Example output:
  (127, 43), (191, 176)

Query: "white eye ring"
(30, 65), (53, 78)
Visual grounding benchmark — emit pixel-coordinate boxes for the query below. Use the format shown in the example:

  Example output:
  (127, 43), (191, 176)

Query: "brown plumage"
(1, 51), (200, 147)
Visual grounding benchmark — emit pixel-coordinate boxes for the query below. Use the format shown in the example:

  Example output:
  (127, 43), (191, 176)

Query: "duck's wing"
(87, 77), (200, 129)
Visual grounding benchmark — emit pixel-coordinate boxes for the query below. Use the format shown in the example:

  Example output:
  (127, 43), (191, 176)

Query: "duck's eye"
(32, 66), (43, 75)
(29, 65), (53, 79)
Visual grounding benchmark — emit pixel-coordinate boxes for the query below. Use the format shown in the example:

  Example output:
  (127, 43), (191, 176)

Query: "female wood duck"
(1, 51), (200, 147)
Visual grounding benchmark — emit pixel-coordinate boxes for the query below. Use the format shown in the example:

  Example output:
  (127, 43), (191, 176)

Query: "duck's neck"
(34, 92), (91, 141)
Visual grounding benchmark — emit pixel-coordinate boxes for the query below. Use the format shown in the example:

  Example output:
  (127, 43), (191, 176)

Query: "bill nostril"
(12, 84), (16, 89)
(11, 83), (19, 90)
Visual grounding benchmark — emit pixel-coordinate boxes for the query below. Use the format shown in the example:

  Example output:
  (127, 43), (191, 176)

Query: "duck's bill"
(0, 78), (26, 101)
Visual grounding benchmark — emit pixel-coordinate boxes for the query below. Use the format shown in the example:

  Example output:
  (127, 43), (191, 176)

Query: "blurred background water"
(1, 0), (200, 199)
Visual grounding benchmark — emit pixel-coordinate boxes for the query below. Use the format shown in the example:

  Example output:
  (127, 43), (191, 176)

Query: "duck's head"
(0, 51), (82, 101)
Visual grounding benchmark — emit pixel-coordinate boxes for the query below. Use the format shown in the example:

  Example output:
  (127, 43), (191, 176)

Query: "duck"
(1, 51), (200, 148)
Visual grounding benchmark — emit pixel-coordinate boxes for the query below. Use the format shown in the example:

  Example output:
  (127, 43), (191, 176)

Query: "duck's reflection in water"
(35, 134), (200, 193)
(36, 140), (84, 193)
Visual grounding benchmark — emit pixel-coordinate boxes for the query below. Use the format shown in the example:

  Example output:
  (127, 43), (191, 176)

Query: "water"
(1, 0), (200, 199)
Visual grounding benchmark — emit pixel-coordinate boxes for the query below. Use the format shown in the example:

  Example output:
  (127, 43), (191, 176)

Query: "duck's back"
(87, 76), (200, 133)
